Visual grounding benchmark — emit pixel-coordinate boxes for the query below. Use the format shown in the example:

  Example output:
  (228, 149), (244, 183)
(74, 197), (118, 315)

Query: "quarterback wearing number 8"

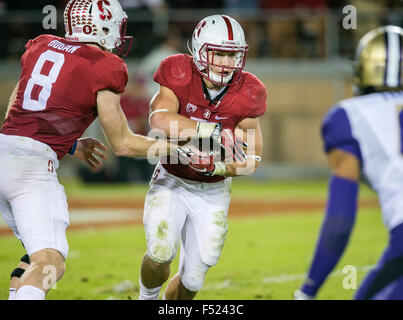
(0, 0), (176, 300)
(295, 26), (403, 300)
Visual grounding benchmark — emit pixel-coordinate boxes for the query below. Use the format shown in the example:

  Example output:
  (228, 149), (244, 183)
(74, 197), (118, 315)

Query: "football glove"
(219, 128), (248, 162)
(177, 147), (226, 176)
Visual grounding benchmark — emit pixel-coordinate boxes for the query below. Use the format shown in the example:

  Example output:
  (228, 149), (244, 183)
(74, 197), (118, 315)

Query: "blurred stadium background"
(0, 0), (400, 300)
(1, 0), (402, 182)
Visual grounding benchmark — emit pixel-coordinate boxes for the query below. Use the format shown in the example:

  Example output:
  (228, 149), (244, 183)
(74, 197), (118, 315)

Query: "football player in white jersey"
(294, 25), (403, 300)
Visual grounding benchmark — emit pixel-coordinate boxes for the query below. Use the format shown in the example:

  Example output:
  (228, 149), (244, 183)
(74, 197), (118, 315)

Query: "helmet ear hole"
(103, 27), (110, 35)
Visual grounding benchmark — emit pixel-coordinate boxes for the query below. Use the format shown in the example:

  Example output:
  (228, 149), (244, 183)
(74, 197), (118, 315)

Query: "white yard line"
(203, 265), (375, 290)
(262, 265), (374, 283)
(68, 208), (143, 224)
(0, 208), (143, 228)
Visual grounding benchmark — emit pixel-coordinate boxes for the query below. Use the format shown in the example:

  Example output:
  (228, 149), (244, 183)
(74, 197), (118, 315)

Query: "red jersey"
(1, 34), (128, 160)
(153, 54), (267, 183)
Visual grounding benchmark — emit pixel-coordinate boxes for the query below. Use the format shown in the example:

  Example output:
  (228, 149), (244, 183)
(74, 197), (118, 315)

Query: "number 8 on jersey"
(23, 50), (65, 111)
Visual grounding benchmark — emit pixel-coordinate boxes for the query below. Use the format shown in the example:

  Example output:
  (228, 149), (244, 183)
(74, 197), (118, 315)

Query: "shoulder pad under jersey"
(238, 72), (268, 119)
(153, 54), (194, 89)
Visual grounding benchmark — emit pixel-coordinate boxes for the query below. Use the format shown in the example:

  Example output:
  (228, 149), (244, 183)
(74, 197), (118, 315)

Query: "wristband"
(69, 141), (78, 155)
(196, 122), (220, 139)
(212, 161), (226, 176)
(248, 155), (262, 162)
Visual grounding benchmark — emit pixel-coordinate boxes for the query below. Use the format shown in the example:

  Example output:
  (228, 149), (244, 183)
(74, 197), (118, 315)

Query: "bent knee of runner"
(147, 242), (177, 264)
(180, 269), (208, 292)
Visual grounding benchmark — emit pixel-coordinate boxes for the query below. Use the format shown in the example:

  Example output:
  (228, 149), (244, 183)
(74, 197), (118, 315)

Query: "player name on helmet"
(48, 40), (81, 54)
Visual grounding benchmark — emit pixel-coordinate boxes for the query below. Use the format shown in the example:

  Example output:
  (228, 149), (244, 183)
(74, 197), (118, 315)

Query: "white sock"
(139, 279), (162, 300)
(8, 288), (16, 300)
(14, 285), (46, 300)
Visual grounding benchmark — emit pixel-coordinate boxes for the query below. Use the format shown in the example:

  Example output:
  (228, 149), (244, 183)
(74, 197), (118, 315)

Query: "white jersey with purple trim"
(340, 91), (403, 230)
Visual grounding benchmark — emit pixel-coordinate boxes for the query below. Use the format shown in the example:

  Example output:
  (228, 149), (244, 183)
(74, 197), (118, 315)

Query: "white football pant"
(143, 162), (231, 292)
(0, 134), (69, 259)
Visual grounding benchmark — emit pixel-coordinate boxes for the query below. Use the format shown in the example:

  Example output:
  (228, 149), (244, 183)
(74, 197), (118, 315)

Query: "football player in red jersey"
(0, 0), (177, 300)
(139, 15), (267, 300)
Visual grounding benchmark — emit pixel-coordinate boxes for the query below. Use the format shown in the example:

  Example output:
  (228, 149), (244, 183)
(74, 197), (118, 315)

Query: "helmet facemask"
(190, 15), (249, 87)
(198, 43), (248, 86)
(114, 17), (133, 57)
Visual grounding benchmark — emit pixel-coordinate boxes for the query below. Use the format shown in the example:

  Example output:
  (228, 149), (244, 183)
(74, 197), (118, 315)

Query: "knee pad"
(200, 227), (228, 266)
(180, 262), (211, 292)
(180, 270), (207, 292)
(147, 242), (176, 264)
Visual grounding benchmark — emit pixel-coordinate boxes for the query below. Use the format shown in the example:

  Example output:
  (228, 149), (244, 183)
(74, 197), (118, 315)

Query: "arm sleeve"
(301, 175), (359, 297)
(321, 106), (363, 164)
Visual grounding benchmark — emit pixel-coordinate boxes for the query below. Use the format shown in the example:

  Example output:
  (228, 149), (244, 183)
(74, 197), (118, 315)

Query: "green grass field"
(0, 179), (386, 300)
(63, 178), (377, 201)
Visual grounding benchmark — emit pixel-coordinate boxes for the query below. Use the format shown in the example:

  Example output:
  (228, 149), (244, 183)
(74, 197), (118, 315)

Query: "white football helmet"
(190, 15), (248, 86)
(64, 0), (133, 57)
